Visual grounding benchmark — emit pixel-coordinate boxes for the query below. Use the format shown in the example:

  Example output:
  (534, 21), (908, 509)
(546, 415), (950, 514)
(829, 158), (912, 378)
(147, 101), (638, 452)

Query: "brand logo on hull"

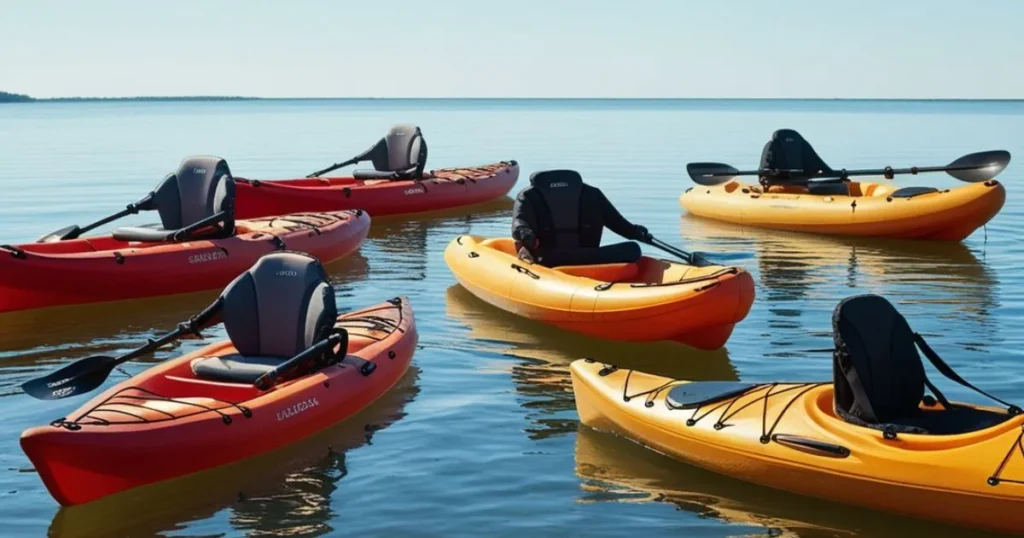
(277, 398), (319, 421)
(188, 251), (227, 264)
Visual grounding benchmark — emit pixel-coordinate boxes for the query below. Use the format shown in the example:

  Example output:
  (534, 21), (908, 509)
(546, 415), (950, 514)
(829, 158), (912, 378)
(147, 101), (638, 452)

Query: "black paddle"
(21, 299), (222, 401)
(306, 156), (363, 179)
(642, 235), (712, 267)
(36, 192), (157, 243)
(686, 150), (1011, 186)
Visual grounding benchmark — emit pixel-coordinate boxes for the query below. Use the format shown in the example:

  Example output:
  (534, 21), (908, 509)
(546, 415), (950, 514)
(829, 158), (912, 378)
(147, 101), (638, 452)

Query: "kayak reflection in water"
(511, 169), (650, 267)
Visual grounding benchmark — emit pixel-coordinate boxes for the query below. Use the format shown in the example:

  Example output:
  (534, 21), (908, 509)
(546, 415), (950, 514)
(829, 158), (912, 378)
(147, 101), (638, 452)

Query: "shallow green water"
(1, 99), (1022, 537)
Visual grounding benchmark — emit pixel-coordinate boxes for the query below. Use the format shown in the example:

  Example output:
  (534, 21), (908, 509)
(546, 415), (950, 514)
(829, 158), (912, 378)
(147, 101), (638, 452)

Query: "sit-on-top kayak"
(573, 293), (1024, 533)
(21, 296), (416, 506)
(572, 360), (1024, 534)
(445, 236), (754, 349)
(0, 210), (369, 314)
(235, 161), (520, 219)
(0, 155), (370, 314)
(680, 180), (1005, 241)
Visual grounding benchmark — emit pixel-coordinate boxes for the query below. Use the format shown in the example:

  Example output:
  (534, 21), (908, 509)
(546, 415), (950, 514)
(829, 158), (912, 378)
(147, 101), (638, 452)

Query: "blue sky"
(1, 0), (1021, 99)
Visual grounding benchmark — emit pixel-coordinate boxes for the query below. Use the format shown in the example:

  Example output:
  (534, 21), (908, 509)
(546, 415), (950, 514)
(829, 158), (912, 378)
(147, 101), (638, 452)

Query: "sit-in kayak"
(571, 359), (1024, 533)
(0, 211), (369, 314)
(680, 180), (1005, 241)
(444, 236), (754, 349)
(234, 161), (520, 219)
(21, 297), (416, 506)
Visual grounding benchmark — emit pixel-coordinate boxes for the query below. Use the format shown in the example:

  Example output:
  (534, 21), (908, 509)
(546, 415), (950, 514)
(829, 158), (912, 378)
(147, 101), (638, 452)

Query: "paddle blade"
(22, 355), (117, 400)
(946, 150), (1011, 182)
(36, 225), (82, 243)
(686, 162), (741, 186)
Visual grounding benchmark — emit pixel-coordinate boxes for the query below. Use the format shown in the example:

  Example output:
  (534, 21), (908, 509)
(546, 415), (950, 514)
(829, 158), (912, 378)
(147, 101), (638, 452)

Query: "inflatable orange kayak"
(0, 211), (369, 314)
(444, 236), (754, 349)
(680, 180), (1005, 240)
(21, 297), (416, 506)
(234, 162), (519, 219)
(572, 359), (1024, 534)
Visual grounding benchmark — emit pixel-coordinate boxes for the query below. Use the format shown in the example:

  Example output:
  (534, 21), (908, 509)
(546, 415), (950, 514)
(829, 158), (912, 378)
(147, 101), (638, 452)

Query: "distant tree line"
(1, 91), (254, 103)
(0, 91), (33, 102)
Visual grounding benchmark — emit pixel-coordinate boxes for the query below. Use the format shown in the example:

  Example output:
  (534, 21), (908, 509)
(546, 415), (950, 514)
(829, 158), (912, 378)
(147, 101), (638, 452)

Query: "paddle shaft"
(107, 298), (223, 370)
(306, 157), (361, 178)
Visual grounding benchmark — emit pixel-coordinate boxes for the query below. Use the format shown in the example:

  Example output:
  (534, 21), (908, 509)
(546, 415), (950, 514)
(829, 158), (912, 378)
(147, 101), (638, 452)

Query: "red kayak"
(234, 124), (518, 218)
(0, 156), (369, 314)
(21, 254), (415, 505)
(235, 161), (519, 218)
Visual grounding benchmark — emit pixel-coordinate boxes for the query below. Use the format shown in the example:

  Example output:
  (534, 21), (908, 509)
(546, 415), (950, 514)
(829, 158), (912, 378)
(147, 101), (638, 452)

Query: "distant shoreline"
(2, 91), (1021, 103)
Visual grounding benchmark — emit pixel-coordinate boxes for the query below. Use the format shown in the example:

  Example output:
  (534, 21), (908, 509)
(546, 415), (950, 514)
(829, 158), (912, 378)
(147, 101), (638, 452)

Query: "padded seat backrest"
(833, 294), (926, 425)
(151, 156), (235, 231)
(527, 170), (585, 248)
(361, 124), (428, 175)
(760, 129), (833, 182)
(220, 252), (337, 358)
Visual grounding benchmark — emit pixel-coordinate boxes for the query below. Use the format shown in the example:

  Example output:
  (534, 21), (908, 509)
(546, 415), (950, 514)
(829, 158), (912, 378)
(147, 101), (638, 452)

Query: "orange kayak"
(444, 236), (754, 349)
(680, 180), (1005, 240)
(234, 162), (519, 219)
(572, 359), (1024, 534)
(21, 297), (416, 506)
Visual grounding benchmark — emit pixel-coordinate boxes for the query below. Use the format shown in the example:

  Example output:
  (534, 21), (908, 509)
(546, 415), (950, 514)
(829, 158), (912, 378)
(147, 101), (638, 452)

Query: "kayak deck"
(21, 298), (416, 506)
(571, 359), (1024, 533)
(680, 179), (1005, 240)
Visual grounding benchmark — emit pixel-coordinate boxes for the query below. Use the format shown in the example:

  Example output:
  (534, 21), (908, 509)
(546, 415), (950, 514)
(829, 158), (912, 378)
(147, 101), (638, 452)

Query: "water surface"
(1, 99), (1022, 537)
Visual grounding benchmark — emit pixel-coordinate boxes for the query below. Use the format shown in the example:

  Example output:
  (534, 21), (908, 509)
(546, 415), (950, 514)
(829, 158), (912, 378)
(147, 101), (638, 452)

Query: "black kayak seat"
(890, 186), (940, 199)
(191, 252), (338, 384)
(833, 294), (1014, 435)
(666, 381), (759, 410)
(113, 156), (235, 243)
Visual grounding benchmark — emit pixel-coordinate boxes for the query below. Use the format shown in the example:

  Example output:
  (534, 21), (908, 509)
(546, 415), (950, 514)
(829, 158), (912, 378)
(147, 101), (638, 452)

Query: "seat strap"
(914, 333), (1021, 414)
(835, 346), (879, 423)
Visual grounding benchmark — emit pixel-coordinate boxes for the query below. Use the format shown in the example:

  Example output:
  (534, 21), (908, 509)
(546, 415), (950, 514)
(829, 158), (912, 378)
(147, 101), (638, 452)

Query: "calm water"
(1, 99), (1023, 537)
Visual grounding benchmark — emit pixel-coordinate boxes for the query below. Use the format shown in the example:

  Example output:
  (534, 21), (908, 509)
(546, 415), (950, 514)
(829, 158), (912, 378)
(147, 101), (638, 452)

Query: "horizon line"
(4, 95), (1024, 103)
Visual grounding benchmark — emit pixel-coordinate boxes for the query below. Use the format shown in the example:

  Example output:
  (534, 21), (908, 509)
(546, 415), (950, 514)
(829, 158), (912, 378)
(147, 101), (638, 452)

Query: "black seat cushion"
(191, 354), (284, 384)
(353, 169), (405, 180)
(542, 242), (642, 268)
(667, 381), (759, 410)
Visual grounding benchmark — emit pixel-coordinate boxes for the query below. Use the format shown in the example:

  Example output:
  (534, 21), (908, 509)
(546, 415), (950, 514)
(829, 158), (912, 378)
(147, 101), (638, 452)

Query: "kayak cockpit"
(481, 237), (720, 286)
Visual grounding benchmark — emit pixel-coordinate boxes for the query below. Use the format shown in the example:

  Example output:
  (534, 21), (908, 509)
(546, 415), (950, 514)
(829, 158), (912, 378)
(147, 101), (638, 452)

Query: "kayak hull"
(445, 236), (754, 349)
(21, 297), (416, 506)
(235, 161), (519, 219)
(680, 180), (1005, 241)
(571, 359), (1024, 534)
(0, 211), (369, 314)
